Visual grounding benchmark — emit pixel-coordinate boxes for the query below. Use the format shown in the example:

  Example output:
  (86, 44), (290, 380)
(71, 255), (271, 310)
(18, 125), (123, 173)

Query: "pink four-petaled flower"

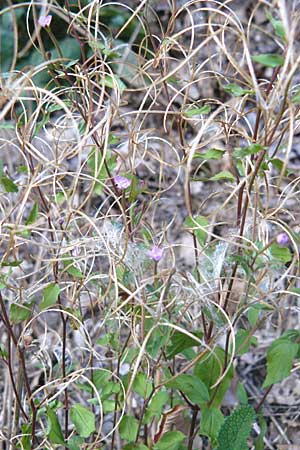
(113, 175), (131, 190)
(276, 232), (289, 246)
(148, 245), (164, 262)
(38, 15), (52, 27)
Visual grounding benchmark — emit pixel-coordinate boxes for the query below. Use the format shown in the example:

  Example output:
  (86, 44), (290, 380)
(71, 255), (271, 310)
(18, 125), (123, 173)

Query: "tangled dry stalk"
(0, 0), (300, 449)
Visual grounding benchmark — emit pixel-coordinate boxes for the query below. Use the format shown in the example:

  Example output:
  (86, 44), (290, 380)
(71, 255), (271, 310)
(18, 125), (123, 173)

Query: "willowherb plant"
(0, 0), (300, 449)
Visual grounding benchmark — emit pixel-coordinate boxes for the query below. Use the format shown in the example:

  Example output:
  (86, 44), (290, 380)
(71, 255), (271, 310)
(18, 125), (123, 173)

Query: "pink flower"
(38, 15), (52, 27)
(148, 245), (164, 262)
(114, 175), (131, 190)
(276, 232), (289, 246)
(72, 246), (81, 257)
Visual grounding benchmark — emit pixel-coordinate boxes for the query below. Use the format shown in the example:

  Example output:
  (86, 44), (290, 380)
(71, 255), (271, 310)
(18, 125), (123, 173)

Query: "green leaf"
(25, 203), (39, 225)
(16, 165), (28, 174)
(101, 380), (121, 398)
(63, 259), (85, 279)
(102, 399), (115, 413)
(87, 148), (117, 195)
(0, 343), (8, 359)
(166, 374), (209, 406)
(166, 329), (203, 359)
(252, 53), (284, 68)
(143, 390), (169, 424)
(46, 407), (65, 445)
(223, 83), (254, 96)
(247, 304), (262, 327)
(254, 412), (267, 450)
(153, 431), (186, 450)
(70, 404), (96, 438)
(210, 171), (235, 182)
(40, 283), (60, 311)
(184, 104), (211, 117)
(269, 243), (292, 264)
(194, 347), (234, 408)
(233, 144), (265, 159)
(200, 407), (224, 447)
(235, 329), (257, 356)
(1, 260), (22, 267)
(237, 382), (248, 405)
(266, 12), (286, 40)
(20, 423), (31, 450)
(66, 265), (85, 279)
(268, 158), (293, 176)
(184, 216), (209, 246)
(67, 435), (84, 450)
(0, 122), (15, 130)
(292, 90), (300, 104)
(100, 74), (126, 92)
(128, 174), (143, 203)
(123, 444), (149, 450)
(132, 372), (152, 398)
(92, 370), (111, 390)
(263, 337), (298, 388)
(289, 287), (300, 295)
(194, 148), (225, 160)
(216, 405), (256, 450)
(10, 303), (31, 324)
(146, 326), (170, 358)
(0, 176), (18, 192)
(119, 415), (139, 442)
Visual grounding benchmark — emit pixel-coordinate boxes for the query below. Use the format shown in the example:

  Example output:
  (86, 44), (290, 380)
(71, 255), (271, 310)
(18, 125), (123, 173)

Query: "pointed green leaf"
(252, 53), (284, 68)
(92, 370), (111, 390)
(237, 382), (248, 405)
(194, 347), (234, 408)
(143, 390), (169, 424)
(67, 435), (84, 450)
(200, 407), (224, 447)
(223, 83), (254, 96)
(184, 216), (209, 246)
(20, 423), (31, 450)
(216, 405), (256, 450)
(269, 243), (292, 264)
(153, 431), (185, 450)
(100, 74), (126, 92)
(254, 412), (267, 450)
(194, 148), (225, 160)
(166, 374), (209, 406)
(1, 260), (22, 267)
(66, 265), (85, 279)
(210, 171), (235, 182)
(247, 304), (261, 327)
(119, 415), (139, 442)
(266, 12), (286, 40)
(0, 122), (15, 130)
(46, 407), (65, 445)
(166, 329), (203, 359)
(62, 259), (85, 279)
(25, 203), (39, 225)
(233, 144), (265, 159)
(10, 303), (31, 324)
(1, 176), (18, 192)
(70, 404), (95, 438)
(292, 90), (300, 104)
(263, 337), (298, 388)
(132, 372), (152, 398)
(123, 445), (149, 450)
(40, 283), (60, 310)
(235, 329), (257, 356)
(184, 105), (211, 117)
